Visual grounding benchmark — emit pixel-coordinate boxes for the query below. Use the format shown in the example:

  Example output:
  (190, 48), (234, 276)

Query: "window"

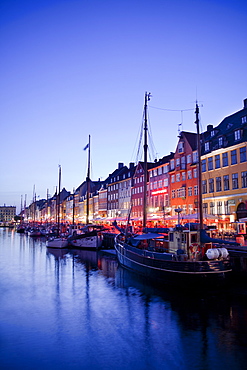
(211, 130), (215, 137)
(172, 190), (176, 198)
(234, 129), (241, 141)
(232, 173), (238, 189)
(203, 203), (208, 214)
(176, 173), (180, 182)
(208, 157), (213, 170)
(164, 178), (168, 187)
(231, 150), (237, 165)
(193, 151), (198, 163)
(194, 185), (198, 196)
(216, 177), (222, 192)
(187, 154), (191, 164)
(182, 172), (186, 181)
(201, 159), (206, 172)
(181, 156), (186, 169)
(187, 170), (192, 180)
(223, 175), (229, 191)
(209, 178), (214, 193)
(188, 187), (192, 196)
(171, 175), (175, 183)
(158, 167), (162, 175)
(240, 147), (247, 163)
(205, 142), (210, 152)
(217, 201), (223, 215)
(178, 141), (184, 153)
(241, 171), (247, 188)
(193, 168), (197, 178)
(215, 155), (220, 169)
(176, 158), (180, 167)
(210, 202), (215, 215)
(202, 180), (207, 194)
(242, 116), (247, 124)
(218, 137), (223, 147)
(222, 152), (228, 167)
(224, 201), (230, 215)
(170, 159), (175, 170)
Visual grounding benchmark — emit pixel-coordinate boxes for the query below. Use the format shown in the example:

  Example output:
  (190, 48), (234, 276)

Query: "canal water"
(0, 228), (247, 370)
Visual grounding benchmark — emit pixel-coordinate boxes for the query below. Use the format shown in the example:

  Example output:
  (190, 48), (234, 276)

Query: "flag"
(83, 143), (89, 150)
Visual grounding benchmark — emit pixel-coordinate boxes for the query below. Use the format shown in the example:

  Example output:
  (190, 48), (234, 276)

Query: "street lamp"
(175, 208), (183, 225)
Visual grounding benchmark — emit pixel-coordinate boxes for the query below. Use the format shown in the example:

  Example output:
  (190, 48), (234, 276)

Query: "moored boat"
(67, 224), (104, 250)
(46, 165), (69, 249)
(114, 93), (237, 288)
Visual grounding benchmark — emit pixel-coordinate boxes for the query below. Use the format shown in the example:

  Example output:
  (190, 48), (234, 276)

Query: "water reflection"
(0, 229), (247, 370)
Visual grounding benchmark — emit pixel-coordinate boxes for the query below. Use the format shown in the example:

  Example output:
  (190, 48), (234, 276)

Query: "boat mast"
(195, 103), (203, 232)
(58, 165), (61, 236)
(86, 135), (91, 224)
(143, 92), (151, 230)
(72, 187), (75, 226)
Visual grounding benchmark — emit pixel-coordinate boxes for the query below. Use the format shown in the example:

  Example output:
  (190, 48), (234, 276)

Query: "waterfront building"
(201, 99), (247, 231)
(118, 163), (136, 219)
(76, 179), (104, 222)
(148, 153), (174, 225)
(169, 131), (200, 221)
(131, 161), (154, 221)
(0, 205), (16, 222)
(107, 163), (127, 218)
(98, 186), (108, 218)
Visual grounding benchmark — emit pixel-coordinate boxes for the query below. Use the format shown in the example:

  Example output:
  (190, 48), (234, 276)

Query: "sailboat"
(67, 135), (105, 250)
(114, 93), (237, 287)
(46, 165), (69, 249)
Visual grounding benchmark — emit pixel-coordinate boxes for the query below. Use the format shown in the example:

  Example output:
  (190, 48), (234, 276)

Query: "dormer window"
(227, 123), (233, 130)
(242, 116), (247, 124)
(218, 137), (223, 147)
(234, 129), (241, 141)
(205, 142), (210, 152)
(178, 141), (184, 153)
(211, 130), (215, 137)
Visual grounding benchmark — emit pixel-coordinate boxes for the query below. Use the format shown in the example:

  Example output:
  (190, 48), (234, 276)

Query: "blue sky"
(1, 0), (246, 212)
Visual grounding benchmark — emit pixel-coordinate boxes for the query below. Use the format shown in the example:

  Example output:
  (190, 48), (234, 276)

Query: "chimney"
(207, 124), (213, 132)
(244, 98), (247, 109)
(129, 162), (134, 168)
(118, 162), (124, 169)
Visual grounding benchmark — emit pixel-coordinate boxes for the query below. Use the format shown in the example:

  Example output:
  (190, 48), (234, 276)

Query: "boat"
(67, 135), (105, 250)
(46, 165), (69, 249)
(114, 93), (238, 287)
(68, 224), (105, 249)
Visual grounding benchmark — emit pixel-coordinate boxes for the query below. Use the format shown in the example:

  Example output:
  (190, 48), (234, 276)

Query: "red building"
(169, 131), (199, 222)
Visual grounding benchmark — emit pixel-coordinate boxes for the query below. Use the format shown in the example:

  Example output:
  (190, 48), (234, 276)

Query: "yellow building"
(201, 99), (247, 231)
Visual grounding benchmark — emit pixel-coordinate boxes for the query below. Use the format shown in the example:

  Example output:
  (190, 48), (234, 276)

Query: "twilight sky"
(1, 0), (246, 212)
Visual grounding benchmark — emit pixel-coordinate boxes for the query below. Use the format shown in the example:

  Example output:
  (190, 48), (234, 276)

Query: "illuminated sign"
(151, 189), (167, 195)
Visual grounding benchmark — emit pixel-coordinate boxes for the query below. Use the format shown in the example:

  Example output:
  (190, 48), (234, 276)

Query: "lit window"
(234, 130), (241, 141)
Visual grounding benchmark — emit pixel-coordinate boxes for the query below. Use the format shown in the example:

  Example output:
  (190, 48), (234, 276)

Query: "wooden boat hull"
(115, 240), (232, 286)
